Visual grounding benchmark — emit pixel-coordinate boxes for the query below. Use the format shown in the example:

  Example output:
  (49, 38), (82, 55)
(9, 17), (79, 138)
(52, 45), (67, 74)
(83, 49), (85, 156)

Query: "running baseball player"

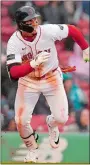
(6, 6), (89, 163)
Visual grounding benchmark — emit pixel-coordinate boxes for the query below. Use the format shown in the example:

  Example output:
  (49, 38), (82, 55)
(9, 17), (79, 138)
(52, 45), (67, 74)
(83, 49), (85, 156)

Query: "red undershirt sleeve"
(9, 62), (34, 79)
(68, 25), (89, 50)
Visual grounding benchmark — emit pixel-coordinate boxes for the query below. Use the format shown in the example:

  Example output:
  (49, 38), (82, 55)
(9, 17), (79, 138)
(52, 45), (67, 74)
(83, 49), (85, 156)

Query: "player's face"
(25, 18), (38, 30)
(22, 18), (39, 36)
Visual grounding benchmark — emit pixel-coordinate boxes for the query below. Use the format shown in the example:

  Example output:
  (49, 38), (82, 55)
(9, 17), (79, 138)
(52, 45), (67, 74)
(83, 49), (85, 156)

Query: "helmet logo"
(29, 9), (34, 16)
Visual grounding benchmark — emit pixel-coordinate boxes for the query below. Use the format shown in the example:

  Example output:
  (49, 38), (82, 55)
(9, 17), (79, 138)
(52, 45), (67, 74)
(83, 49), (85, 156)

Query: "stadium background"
(1, 1), (89, 163)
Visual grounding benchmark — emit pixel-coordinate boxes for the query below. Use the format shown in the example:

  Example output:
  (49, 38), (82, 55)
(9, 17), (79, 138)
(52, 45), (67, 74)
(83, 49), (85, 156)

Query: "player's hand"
(83, 47), (90, 62)
(30, 52), (50, 68)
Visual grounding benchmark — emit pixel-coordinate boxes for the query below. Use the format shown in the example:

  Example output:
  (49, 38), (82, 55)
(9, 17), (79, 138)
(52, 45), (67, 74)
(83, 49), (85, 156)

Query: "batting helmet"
(15, 6), (40, 33)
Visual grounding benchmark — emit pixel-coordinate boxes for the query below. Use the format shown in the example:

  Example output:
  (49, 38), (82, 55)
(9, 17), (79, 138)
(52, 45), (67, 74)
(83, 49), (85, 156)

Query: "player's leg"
(43, 71), (68, 148)
(46, 85), (68, 126)
(15, 84), (40, 162)
(45, 88), (68, 148)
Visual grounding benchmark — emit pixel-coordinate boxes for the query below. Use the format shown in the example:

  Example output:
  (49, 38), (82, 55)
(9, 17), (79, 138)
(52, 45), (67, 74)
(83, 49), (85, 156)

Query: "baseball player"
(6, 6), (89, 163)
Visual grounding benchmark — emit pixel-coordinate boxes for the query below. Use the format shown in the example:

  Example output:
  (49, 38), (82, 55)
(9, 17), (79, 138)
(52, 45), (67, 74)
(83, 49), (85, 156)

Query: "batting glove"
(30, 51), (50, 68)
(83, 47), (90, 62)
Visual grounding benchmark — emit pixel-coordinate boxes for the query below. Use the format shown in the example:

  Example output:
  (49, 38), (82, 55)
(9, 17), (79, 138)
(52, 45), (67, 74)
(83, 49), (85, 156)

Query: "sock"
(22, 134), (38, 150)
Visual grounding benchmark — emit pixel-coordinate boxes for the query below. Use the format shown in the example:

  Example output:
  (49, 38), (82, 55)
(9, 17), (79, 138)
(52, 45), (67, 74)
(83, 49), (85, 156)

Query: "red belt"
(30, 67), (58, 80)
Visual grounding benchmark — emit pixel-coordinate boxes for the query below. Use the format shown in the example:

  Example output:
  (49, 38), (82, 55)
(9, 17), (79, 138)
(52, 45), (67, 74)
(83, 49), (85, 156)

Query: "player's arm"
(8, 62), (34, 80)
(67, 25), (89, 62)
(8, 52), (49, 80)
(49, 24), (89, 62)
(6, 40), (33, 80)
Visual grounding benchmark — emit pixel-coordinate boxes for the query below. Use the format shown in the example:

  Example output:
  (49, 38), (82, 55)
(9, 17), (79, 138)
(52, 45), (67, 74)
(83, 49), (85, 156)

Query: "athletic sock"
(22, 134), (38, 150)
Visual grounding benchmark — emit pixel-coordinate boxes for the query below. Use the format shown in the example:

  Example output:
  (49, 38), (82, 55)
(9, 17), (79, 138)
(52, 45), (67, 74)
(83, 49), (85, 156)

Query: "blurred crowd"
(1, 1), (90, 132)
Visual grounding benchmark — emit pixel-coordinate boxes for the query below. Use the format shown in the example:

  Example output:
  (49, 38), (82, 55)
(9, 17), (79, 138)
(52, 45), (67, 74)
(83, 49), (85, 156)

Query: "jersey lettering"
(22, 53), (33, 62)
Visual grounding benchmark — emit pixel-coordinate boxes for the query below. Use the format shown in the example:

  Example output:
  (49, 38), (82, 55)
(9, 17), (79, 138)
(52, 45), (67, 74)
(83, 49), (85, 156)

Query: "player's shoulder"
(40, 24), (68, 31)
(40, 24), (58, 31)
(7, 31), (19, 45)
(39, 24), (59, 38)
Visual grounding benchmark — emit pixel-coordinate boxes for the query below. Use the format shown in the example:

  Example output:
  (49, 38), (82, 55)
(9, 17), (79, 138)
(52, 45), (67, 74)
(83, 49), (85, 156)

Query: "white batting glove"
(83, 47), (90, 62)
(30, 51), (50, 68)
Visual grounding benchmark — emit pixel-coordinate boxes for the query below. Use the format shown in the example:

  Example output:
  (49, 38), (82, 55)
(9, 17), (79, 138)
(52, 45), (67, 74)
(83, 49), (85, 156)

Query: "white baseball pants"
(15, 68), (68, 138)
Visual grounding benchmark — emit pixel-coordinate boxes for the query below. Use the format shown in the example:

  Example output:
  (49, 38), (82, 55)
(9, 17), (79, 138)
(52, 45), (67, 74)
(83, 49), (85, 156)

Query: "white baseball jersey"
(7, 24), (68, 82)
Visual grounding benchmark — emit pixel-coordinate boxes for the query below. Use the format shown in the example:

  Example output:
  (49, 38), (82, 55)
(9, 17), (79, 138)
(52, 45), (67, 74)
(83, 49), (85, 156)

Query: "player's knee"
(15, 115), (32, 126)
(60, 114), (68, 124)
(55, 113), (68, 124)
